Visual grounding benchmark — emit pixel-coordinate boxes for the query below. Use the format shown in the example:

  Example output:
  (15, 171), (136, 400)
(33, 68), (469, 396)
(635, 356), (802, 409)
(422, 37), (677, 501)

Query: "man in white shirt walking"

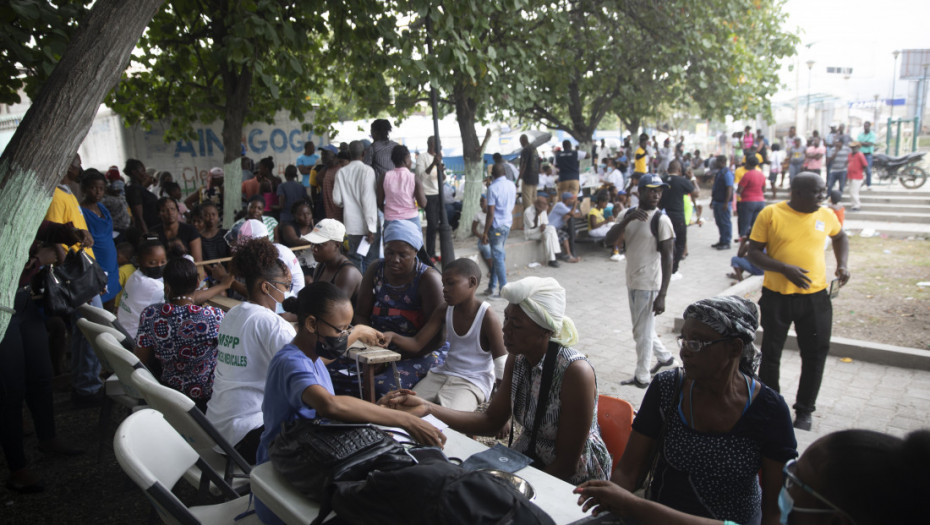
(333, 140), (379, 274)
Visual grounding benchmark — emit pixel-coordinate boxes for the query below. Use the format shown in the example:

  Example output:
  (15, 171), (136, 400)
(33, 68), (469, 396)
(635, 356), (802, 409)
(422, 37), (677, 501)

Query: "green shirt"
(857, 131), (877, 154)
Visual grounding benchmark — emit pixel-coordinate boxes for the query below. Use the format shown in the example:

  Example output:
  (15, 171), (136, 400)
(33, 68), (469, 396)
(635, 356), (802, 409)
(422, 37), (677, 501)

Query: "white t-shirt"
(605, 169), (625, 190)
(472, 210), (486, 232)
(523, 206), (548, 240)
(206, 301), (296, 447)
(624, 209), (674, 291)
(116, 271), (164, 338)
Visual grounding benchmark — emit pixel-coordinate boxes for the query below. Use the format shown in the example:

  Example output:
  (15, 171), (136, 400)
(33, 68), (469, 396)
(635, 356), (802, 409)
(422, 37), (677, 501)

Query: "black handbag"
(268, 418), (415, 502)
(34, 247), (107, 316)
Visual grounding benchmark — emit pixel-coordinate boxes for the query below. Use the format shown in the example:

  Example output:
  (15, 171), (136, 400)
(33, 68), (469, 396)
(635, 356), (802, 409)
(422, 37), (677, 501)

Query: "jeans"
(758, 288), (833, 414)
(487, 226), (510, 293)
(71, 294), (104, 395)
(826, 170), (847, 194)
(711, 201), (731, 246)
(666, 211), (687, 274)
(477, 239), (492, 261)
(347, 233), (380, 275)
(1, 290), (56, 470)
(628, 289), (673, 383)
(864, 153), (873, 187)
(424, 194), (447, 259)
(738, 200), (765, 238)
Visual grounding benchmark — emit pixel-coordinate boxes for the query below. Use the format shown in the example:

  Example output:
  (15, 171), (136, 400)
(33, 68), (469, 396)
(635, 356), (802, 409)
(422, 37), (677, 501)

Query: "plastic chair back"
(76, 318), (126, 373)
(94, 332), (148, 399)
(131, 369), (252, 479)
(76, 303), (137, 350)
(597, 395), (635, 472)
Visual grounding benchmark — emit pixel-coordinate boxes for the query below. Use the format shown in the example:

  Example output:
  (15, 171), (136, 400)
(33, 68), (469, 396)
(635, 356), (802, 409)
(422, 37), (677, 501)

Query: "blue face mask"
(778, 485), (792, 525)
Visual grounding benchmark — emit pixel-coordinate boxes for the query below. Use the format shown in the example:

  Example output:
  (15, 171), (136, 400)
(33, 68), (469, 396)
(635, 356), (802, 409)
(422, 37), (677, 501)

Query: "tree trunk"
(220, 66), (252, 229)
(0, 0), (164, 338)
(453, 85), (487, 240)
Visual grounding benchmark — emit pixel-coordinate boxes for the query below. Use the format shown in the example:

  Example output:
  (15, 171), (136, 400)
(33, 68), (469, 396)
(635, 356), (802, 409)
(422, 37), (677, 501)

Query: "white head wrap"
(500, 277), (578, 347)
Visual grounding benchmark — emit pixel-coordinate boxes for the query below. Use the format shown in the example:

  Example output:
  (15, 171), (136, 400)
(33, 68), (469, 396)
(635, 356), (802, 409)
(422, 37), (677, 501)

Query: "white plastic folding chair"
(114, 409), (260, 524)
(76, 303), (137, 350)
(76, 318), (148, 459)
(131, 369), (252, 497)
(93, 331), (152, 401)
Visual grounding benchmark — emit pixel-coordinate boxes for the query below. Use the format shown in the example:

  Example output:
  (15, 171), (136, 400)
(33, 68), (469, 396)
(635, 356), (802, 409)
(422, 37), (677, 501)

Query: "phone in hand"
(829, 278), (840, 299)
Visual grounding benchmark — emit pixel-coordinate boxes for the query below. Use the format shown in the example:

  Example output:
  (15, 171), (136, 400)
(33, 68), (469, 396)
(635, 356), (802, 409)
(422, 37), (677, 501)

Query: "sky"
(775, 0), (930, 104)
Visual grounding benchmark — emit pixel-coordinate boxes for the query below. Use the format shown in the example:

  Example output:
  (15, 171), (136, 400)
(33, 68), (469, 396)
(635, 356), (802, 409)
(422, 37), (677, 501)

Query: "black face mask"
(139, 264), (166, 279)
(316, 333), (349, 360)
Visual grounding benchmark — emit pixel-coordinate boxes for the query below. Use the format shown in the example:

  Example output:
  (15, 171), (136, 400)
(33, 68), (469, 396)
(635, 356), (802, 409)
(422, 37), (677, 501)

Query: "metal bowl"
(480, 469), (536, 500)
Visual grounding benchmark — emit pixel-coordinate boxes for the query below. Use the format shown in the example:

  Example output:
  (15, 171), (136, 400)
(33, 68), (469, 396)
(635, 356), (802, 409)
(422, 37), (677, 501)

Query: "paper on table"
(356, 237), (371, 255)
(422, 414), (448, 431)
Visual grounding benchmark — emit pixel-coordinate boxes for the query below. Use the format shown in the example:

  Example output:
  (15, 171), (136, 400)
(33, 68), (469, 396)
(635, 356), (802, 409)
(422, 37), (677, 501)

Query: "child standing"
(383, 258), (506, 411)
(846, 142), (867, 211)
(379, 145), (426, 228)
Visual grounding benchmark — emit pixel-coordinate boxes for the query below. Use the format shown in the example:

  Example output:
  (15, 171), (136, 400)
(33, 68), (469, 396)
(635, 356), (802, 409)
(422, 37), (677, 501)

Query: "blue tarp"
(441, 152), (519, 179)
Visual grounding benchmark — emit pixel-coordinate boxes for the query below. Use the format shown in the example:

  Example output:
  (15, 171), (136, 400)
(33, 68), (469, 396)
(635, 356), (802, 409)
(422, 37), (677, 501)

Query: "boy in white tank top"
(382, 258), (507, 411)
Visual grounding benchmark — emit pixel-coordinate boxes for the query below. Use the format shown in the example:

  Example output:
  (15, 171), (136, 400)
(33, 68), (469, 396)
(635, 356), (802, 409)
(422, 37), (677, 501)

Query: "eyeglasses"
(676, 336), (732, 352)
(783, 459), (855, 522)
(268, 280), (293, 292)
(317, 317), (352, 338)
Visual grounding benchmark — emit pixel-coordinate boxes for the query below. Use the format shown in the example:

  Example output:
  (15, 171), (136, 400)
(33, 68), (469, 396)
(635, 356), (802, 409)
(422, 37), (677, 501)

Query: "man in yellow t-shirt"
(633, 133), (649, 174)
(747, 172), (849, 432)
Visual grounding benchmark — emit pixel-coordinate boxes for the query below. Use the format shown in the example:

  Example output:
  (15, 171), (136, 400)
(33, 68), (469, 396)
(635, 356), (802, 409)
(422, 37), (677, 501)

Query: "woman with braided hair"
(205, 237), (295, 463)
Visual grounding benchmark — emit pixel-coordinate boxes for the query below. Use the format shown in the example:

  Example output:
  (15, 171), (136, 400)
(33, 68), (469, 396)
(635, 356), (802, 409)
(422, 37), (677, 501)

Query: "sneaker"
(490, 293), (503, 299)
(479, 287), (493, 296)
(793, 412), (813, 431)
(620, 377), (650, 389)
(650, 357), (677, 375)
(547, 260), (560, 268)
(609, 252), (625, 262)
(715, 244), (731, 251)
(670, 272), (683, 281)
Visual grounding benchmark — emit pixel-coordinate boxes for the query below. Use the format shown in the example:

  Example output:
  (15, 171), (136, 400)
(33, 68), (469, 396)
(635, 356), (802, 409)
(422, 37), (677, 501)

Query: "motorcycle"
(871, 151), (927, 189)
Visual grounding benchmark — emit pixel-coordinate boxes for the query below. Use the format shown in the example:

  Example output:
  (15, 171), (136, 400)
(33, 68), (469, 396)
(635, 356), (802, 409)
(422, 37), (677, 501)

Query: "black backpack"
(326, 458), (555, 525)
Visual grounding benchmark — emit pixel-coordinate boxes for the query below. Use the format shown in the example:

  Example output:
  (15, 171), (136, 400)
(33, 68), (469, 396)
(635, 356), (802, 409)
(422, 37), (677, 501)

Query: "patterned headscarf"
(683, 295), (761, 376)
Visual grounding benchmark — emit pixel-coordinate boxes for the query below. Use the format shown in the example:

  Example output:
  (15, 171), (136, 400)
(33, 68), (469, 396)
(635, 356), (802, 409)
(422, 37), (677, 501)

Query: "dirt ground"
(830, 236), (930, 350)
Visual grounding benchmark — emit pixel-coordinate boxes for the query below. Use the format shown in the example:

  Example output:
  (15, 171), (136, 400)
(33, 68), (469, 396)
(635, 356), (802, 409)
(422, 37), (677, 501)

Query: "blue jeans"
(71, 294), (104, 395)
(477, 239), (492, 261)
(864, 153), (873, 186)
(712, 201), (731, 246)
(827, 170), (847, 194)
(487, 226), (510, 293)
(738, 200), (765, 237)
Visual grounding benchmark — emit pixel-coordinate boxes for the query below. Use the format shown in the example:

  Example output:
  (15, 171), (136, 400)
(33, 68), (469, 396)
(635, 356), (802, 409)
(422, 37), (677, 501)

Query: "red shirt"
(738, 169), (766, 202)
(847, 151), (867, 180)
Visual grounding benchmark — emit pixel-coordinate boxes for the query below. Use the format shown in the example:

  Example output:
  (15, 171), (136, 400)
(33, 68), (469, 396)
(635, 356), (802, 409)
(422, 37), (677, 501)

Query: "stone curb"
(673, 276), (930, 372)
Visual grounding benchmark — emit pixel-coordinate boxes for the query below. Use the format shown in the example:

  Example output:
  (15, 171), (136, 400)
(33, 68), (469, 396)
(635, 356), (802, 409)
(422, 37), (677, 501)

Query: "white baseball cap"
(303, 219), (346, 244)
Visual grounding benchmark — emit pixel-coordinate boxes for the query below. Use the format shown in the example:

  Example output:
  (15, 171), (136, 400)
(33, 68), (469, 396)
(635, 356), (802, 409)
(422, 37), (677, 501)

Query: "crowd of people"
(3, 116), (923, 525)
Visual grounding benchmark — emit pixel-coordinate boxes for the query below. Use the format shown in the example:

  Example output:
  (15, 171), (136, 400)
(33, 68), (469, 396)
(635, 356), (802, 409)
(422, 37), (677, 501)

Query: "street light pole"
(426, 9), (455, 266)
(891, 50), (900, 120)
(806, 60), (815, 135)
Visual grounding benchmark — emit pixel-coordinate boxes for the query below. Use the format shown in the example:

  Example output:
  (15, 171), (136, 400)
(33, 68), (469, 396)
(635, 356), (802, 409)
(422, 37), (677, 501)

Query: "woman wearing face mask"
(116, 239), (168, 339)
(204, 238), (295, 464)
(576, 429), (930, 525)
(253, 281), (443, 523)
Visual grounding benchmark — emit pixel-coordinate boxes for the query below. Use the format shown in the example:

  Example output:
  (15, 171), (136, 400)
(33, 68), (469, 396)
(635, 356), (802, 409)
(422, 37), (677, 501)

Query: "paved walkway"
(462, 200), (930, 453)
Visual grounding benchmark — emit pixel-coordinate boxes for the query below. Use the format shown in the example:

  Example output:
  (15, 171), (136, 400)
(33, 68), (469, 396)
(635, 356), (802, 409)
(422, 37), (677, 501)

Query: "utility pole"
(426, 9), (455, 265)
(806, 60), (815, 135)
(891, 50), (900, 119)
